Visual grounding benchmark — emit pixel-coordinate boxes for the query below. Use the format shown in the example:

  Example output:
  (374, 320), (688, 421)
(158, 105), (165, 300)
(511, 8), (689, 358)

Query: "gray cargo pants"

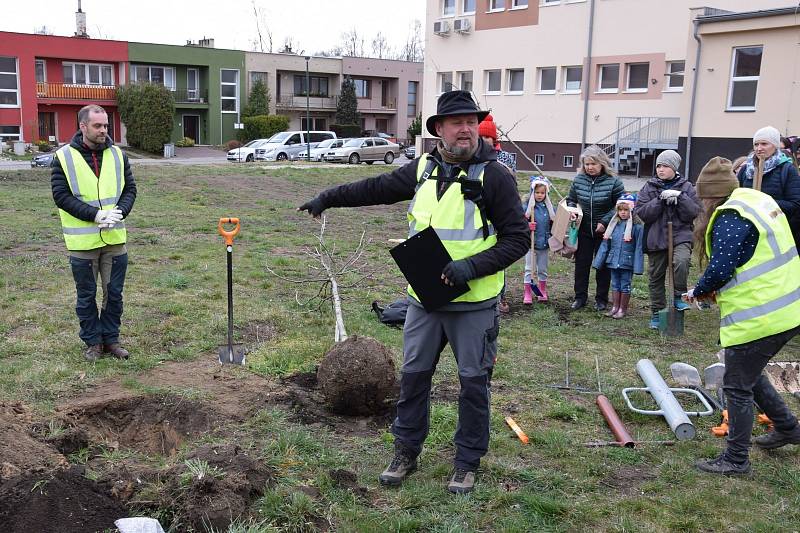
(647, 243), (692, 312)
(391, 301), (499, 471)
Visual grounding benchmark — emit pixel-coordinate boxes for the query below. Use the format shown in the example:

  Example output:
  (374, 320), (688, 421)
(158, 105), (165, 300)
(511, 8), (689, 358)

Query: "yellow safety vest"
(406, 154), (503, 304)
(706, 188), (800, 346)
(55, 145), (127, 251)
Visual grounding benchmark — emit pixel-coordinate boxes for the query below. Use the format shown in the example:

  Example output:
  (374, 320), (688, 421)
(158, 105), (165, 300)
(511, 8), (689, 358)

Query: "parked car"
(31, 152), (55, 168)
(291, 138), (348, 162)
(324, 137), (399, 165)
(404, 146), (416, 159)
(227, 138), (270, 162)
(254, 130), (336, 162)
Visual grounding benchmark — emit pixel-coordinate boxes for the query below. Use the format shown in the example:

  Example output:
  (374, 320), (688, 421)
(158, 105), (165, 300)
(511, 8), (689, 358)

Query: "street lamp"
(304, 55), (311, 162)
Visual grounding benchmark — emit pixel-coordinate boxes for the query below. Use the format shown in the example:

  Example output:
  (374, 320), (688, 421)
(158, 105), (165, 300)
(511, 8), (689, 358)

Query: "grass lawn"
(1, 162), (799, 532)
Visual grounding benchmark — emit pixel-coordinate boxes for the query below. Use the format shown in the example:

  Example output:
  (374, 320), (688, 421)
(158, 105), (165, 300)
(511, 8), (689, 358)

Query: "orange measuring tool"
(505, 416), (529, 444)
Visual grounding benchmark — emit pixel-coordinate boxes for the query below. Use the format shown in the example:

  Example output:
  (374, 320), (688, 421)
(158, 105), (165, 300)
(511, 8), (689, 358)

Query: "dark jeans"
(723, 325), (800, 463)
(393, 303), (498, 471)
(574, 230), (609, 304)
(69, 252), (128, 346)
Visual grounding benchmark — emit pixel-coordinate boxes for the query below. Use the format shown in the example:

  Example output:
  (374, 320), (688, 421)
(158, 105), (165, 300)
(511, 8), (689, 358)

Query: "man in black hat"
(298, 90), (528, 494)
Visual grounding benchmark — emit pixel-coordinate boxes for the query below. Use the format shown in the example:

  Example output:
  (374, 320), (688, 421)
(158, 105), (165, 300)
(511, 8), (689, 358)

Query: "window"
(512, 0), (529, 7)
(250, 71), (268, 90)
(534, 154), (544, 166)
(443, 0), (456, 16)
(293, 75), (329, 96)
(563, 155), (574, 168)
(458, 71), (473, 92)
(665, 61), (684, 91)
(301, 119), (329, 132)
(598, 64), (619, 92)
(626, 63), (649, 92)
(35, 59), (46, 83)
(376, 118), (389, 132)
(130, 65), (172, 89)
(187, 68), (199, 101)
(490, 0), (505, 11)
(438, 72), (453, 93)
(65, 62), (114, 86)
(407, 81), (418, 117)
(0, 125), (21, 141)
(375, 138), (389, 146)
(486, 70), (501, 93)
(462, 0), (476, 14)
(220, 68), (239, 113)
(0, 57), (19, 107)
(563, 66), (582, 93)
(353, 78), (370, 98)
(538, 67), (556, 93)
(507, 69), (524, 93)
(728, 46), (762, 111)
(540, 0), (559, 4)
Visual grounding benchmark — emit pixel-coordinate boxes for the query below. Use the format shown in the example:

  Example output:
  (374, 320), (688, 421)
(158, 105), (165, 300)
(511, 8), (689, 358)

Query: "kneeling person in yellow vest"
(51, 105), (137, 362)
(685, 156), (800, 475)
(298, 91), (529, 494)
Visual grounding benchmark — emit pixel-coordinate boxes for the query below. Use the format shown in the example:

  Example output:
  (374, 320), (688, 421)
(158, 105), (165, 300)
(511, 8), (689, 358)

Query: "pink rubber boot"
(523, 283), (534, 305)
(537, 281), (549, 302)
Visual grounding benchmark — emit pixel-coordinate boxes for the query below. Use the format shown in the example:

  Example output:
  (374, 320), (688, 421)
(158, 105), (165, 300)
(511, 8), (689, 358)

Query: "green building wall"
(127, 42), (246, 145)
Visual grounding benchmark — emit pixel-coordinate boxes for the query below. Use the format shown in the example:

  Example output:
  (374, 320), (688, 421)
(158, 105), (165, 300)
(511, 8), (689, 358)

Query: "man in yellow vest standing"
(298, 91), (529, 493)
(685, 156), (800, 475)
(51, 105), (137, 362)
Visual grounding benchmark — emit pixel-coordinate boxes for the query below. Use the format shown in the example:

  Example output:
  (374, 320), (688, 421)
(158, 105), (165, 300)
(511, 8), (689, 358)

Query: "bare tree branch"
(496, 121), (565, 201)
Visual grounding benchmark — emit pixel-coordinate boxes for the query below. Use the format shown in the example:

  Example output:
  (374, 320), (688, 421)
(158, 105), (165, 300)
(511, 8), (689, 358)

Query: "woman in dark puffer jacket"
(566, 145), (625, 311)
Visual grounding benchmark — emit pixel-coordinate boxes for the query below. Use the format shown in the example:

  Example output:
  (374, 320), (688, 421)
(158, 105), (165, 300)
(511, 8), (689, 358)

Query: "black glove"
(441, 259), (477, 286)
(297, 196), (326, 217)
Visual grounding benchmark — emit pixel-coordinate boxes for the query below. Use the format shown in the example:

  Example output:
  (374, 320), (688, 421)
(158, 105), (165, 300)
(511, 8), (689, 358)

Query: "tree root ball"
(317, 335), (397, 416)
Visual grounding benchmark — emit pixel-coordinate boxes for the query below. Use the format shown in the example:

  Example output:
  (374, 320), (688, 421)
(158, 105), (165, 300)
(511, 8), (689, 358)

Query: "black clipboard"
(389, 226), (469, 312)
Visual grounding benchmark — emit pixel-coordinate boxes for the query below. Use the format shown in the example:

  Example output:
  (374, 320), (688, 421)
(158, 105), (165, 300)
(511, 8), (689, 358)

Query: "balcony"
(36, 82), (116, 101)
(276, 94), (337, 111)
(173, 88), (209, 105)
(358, 97), (397, 113)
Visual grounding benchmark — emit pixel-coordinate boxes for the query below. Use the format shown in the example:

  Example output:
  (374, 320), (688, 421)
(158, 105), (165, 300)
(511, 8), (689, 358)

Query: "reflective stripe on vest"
(57, 145), (127, 250)
(405, 153), (503, 303)
(706, 188), (800, 346)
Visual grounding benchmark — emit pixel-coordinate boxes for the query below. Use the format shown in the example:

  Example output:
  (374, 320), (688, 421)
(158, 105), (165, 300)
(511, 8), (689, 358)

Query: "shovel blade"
(670, 362), (702, 387)
(218, 344), (246, 365)
(658, 308), (684, 337)
(703, 363), (726, 391)
(764, 361), (800, 394)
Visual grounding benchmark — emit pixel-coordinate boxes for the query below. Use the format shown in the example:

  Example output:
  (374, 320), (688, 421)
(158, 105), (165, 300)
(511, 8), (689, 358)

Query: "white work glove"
(96, 208), (123, 228)
(660, 189), (681, 205)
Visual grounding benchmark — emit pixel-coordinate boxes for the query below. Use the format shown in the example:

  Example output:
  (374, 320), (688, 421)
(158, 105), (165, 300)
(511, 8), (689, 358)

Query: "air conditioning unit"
(433, 20), (450, 35)
(454, 18), (471, 33)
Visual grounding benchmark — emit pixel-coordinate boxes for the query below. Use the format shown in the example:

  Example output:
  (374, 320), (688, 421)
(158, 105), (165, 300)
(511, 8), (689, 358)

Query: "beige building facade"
(245, 52), (423, 142)
(423, 0), (797, 175)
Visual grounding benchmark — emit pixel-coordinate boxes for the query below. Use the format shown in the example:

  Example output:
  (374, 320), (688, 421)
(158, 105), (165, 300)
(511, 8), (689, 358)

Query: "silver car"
(291, 138), (348, 162)
(324, 137), (399, 165)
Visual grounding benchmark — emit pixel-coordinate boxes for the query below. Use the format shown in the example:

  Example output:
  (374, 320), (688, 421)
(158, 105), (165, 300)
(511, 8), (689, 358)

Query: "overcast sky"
(1, 0), (426, 57)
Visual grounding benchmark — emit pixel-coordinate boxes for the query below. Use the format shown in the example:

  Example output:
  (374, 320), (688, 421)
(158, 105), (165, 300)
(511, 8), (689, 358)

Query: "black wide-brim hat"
(425, 90), (489, 137)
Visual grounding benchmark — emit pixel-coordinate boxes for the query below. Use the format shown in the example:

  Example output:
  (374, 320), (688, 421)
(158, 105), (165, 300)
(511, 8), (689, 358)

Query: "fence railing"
(276, 94), (338, 110)
(173, 88), (209, 104)
(36, 82), (116, 100)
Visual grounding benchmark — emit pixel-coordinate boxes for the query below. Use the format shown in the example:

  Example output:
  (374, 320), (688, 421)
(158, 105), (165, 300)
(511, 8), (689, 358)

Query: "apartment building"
(0, 31), (128, 145)
(246, 52), (423, 141)
(423, 0), (797, 175)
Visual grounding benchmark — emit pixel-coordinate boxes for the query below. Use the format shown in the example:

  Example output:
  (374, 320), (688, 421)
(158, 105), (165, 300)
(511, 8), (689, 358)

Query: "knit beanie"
(753, 125), (781, 148)
(478, 114), (497, 142)
(656, 150), (682, 172)
(526, 176), (555, 218)
(603, 193), (636, 242)
(695, 157), (738, 199)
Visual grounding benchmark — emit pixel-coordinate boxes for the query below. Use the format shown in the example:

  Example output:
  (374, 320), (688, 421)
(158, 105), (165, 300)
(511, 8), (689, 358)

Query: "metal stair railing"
(591, 117), (679, 171)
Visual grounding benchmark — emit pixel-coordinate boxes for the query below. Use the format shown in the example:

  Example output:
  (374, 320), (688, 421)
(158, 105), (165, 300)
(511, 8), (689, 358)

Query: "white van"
(254, 131), (337, 161)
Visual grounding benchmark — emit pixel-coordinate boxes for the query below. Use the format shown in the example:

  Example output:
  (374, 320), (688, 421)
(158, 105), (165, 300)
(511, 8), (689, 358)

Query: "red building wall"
(0, 31), (128, 143)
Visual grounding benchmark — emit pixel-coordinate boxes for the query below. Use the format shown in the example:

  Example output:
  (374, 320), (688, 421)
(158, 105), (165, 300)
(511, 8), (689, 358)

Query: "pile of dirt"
(317, 335), (398, 416)
(0, 465), (127, 533)
(0, 403), (68, 483)
(152, 444), (274, 532)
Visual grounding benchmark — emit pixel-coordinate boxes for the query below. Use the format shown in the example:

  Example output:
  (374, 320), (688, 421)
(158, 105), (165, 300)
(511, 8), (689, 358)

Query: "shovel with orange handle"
(218, 217), (246, 365)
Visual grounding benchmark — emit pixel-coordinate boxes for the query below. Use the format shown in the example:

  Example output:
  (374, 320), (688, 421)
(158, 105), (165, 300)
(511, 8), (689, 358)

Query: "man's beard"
(442, 139), (475, 158)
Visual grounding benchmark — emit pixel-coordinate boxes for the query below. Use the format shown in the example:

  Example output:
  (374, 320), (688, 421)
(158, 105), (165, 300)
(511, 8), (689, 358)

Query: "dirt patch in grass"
(239, 320), (277, 346)
(0, 465), (127, 533)
(0, 403), (68, 483)
(600, 465), (656, 496)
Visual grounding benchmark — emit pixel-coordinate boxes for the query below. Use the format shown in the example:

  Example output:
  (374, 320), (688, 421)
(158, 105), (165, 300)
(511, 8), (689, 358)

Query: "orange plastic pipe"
(596, 394), (635, 448)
